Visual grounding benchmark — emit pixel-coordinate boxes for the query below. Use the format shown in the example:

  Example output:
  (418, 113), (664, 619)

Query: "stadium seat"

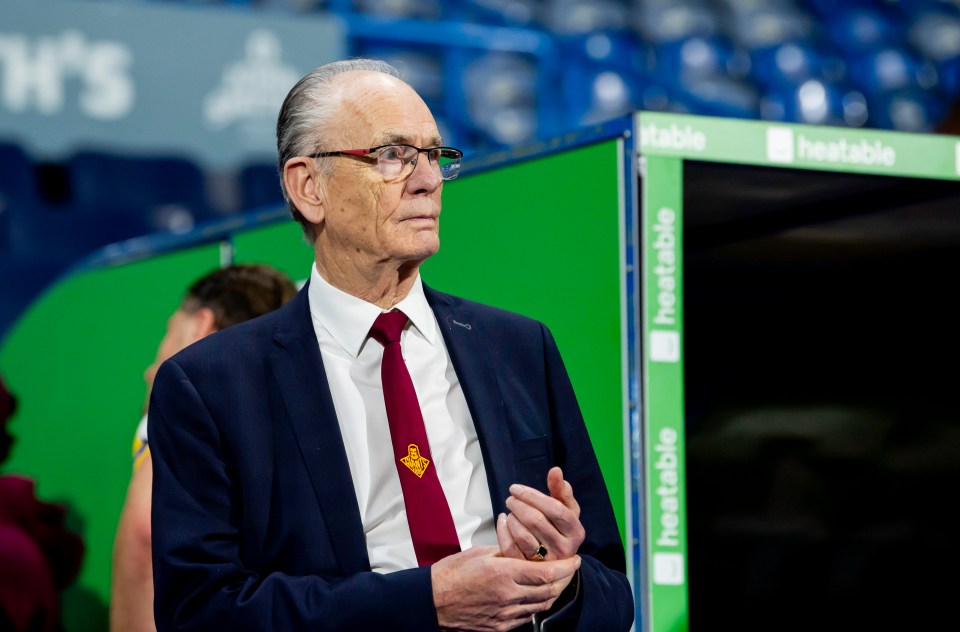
(726, 4), (815, 51)
(867, 88), (946, 132)
(460, 52), (539, 146)
(0, 143), (37, 254)
(558, 32), (649, 125)
(750, 39), (846, 90)
(9, 201), (156, 264)
(560, 31), (647, 72)
(908, 9), (960, 64)
(653, 35), (744, 83)
(577, 67), (645, 126)
(675, 74), (761, 119)
(353, 0), (440, 20)
(68, 150), (213, 235)
(546, 0), (631, 35)
(239, 162), (284, 211)
(893, 0), (960, 19)
(938, 55), (960, 95)
(760, 79), (868, 127)
(824, 7), (901, 55)
(446, 0), (542, 29)
(633, 1), (720, 45)
(0, 143), (36, 208)
(260, 0), (327, 11)
(845, 46), (938, 95)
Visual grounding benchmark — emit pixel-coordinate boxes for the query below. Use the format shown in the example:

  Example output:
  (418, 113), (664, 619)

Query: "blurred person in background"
(110, 264), (298, 632)
(0, 373), (84, 632)
(148, 58), (633, 631)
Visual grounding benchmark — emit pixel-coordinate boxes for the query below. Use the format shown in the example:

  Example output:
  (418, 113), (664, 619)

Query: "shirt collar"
(307, 263), (437, 357)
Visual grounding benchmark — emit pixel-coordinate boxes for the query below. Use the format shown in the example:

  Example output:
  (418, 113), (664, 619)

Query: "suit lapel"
(426, 286), (517, 512)
(268, 287), (370, 574)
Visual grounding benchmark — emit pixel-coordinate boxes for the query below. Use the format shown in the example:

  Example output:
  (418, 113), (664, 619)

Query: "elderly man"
(149, 59), (633, 631)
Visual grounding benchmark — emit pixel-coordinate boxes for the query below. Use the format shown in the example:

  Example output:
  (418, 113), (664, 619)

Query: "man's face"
(143, 308), (204, 391)
(315, 72), (445, 268)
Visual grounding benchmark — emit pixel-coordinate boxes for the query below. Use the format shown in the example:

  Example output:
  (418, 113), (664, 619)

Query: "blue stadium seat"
(939, 56), (960, 95)
(893, 0), (960, 19)
(845, 46), (938, 95)
(560, 31), (647, 72)
(726, 4), (816, 51)
(260, 0), (327, 11)
(0, 207), (8, 255)
(634, 1), (719, 44)
(867, 88), (946, 132)
(750, 39), (845, 90)
(546, 0), (631, 35)
(239, 162), (284, 211)
(558, 32), (649, 125)
(9, 201), (157, 263)
(68, 150), (213, 235)
(907, 9), (960, 65)
(825, 7), (901, 55)
(675, 74), (761, 119)
(0, 143), (36, 207)
(353, 0), (440, 20)
(576, 67), (646, 126)
(446, 0), (543, 29)
(0, 144), (81, 267)
(805, 0), (881, 14)
(460, 53), (539, 146)
(0, 143), (36, 254)
(760, 79), (868, 127)
(653, 35), (745, 82)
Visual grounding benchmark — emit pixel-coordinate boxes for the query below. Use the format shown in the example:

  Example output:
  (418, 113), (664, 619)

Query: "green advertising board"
(640, 154), (688, 631)
(634, 111), (960, 632)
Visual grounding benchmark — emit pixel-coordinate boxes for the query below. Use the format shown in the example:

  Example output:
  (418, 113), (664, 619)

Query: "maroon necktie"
(369, 310), (461, 566)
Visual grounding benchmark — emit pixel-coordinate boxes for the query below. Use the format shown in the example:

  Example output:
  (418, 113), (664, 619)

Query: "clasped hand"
(433, 467), (586, 631)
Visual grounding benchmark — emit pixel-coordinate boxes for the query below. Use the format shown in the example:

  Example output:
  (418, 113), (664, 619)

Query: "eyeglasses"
(311, 144), (463, 181)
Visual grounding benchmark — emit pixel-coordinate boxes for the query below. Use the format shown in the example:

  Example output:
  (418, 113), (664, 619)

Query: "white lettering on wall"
(203, 29), (299, 131)
(0, 29), (135, 120)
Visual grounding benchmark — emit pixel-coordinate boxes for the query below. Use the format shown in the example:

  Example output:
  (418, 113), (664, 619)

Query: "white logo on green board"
(765, 125), (897, 167)
(653, 552), (685, 585)
(798, 134), (896, 166)
(766, 127), (794, 163)
(650, 330), (680, 362)
(654, 427), (682, 549)
(651, 206), (679, 343)
(641, 122), (706, 152)
(955, 142), (960, 176)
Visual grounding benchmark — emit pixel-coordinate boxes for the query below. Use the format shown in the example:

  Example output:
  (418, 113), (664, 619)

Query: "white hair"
(275, 58), (401, 238)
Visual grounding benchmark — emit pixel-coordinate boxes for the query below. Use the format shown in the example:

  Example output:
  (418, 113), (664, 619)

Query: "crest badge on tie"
(401, 443), (430, 478)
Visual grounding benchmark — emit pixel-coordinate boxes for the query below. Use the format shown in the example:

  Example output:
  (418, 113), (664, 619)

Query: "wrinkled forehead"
(329, 71), (442, 146)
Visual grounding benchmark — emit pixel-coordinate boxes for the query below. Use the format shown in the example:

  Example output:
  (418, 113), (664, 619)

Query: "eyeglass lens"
(377, 145), (461, 181)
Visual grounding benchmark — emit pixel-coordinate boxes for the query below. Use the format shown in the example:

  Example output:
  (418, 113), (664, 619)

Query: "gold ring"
(529, 544), (547, 561)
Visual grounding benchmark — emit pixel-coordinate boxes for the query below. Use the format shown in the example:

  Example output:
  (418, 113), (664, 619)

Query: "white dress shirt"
(307, 264), (497, 573)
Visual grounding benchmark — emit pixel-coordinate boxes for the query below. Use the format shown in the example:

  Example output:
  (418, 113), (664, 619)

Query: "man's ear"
(192, 307), (219, 341)
(283, 157), (326, 227)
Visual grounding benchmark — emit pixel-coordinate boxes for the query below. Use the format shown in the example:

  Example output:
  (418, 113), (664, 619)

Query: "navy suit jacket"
(150, 283), (633, 631)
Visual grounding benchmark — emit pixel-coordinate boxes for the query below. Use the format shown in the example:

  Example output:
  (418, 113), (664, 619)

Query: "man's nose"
(407, 151), (443, 191)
